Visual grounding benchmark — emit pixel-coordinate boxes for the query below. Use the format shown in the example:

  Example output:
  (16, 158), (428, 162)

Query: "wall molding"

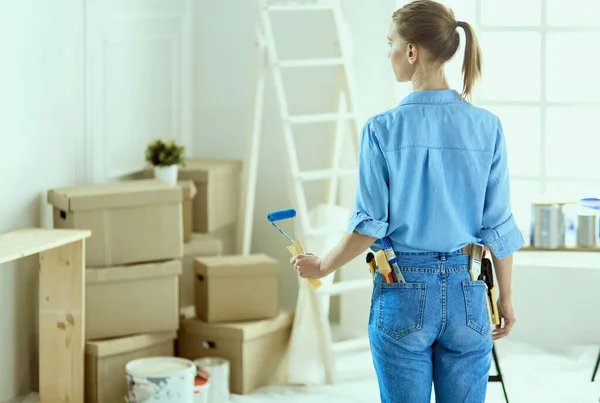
(85, 0), (192, 183)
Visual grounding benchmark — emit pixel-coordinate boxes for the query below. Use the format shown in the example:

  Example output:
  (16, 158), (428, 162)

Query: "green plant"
(145, 138), (186, 167)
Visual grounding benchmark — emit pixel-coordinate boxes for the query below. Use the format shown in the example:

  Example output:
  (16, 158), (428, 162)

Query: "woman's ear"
(407, 43), (418, 65)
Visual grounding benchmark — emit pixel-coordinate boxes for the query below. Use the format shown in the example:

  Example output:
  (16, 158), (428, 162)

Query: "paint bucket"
(531, 203), (565, 249)
(126, 357), (196, 403)
(193, 368), (210, 403)
(194, 357), (230, 403)
(577, 213), (598, 248)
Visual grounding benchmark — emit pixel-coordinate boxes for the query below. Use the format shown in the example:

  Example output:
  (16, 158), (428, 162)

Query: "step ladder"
(250, 0), (372, 385)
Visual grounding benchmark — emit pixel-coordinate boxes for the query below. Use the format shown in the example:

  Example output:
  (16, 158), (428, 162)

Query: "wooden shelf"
(519, 245), (600, 253)
(0, 228), (91, 265)
(0, 227), (91, 403)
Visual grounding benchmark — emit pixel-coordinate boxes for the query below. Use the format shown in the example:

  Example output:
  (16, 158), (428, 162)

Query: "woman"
(290, 1), (524, 402)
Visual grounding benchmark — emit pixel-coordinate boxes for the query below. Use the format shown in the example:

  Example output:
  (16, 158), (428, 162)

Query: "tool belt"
(469, 243), (500, 326)
(366, 242), (500, 326)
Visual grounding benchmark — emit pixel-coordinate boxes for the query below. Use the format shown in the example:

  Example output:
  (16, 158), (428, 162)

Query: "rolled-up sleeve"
(481, 120), (525, 258)
(347, 119), (390, 239)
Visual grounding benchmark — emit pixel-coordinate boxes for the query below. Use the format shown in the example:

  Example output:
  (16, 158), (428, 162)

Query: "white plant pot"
(154, 165), (178, 185)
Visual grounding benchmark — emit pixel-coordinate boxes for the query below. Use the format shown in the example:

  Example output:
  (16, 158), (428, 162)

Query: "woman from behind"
(291, 1), (524, 402)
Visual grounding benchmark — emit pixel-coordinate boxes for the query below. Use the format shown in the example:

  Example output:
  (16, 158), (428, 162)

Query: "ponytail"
(456, 21), (482, 100)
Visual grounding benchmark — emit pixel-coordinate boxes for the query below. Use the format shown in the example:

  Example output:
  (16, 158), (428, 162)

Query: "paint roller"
(267, 208), (322, 290)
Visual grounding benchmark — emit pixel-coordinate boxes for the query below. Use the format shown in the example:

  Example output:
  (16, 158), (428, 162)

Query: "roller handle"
(287, 240), (322, 290)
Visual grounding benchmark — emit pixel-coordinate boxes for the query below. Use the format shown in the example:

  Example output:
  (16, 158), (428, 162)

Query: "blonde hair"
(392, 0), (483, 99)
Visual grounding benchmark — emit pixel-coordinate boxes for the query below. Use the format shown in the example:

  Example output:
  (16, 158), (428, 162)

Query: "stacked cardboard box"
(85, 332), (176, 403)
(47, 157), (290, 399)
(143, 158), (242, 254)
(177, 254), (293, 395)
(170, 159), (294, 395)
(47, 176), (225, 402)
(178, 310), (293, 395)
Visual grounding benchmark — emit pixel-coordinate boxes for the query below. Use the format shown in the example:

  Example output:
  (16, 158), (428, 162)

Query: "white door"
(86, 0), (193, 182)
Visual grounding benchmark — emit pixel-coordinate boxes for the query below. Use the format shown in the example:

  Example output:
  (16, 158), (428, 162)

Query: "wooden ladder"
(239, 0), (373, 384)
(249, 0), (372, 383)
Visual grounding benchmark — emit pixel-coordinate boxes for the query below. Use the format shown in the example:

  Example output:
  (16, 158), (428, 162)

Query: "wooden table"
(0, 228), (91, 403)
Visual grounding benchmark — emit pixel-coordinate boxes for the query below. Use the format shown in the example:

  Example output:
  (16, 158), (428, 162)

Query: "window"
(392, 0), (600, 238)
(473, 0), (600, 237)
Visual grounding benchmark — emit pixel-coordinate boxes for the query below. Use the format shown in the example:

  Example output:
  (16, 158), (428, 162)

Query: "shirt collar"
(399, 89), (463, 106)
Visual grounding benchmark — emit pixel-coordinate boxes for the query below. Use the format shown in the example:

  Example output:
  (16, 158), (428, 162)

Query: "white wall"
(0, 2), (84, 399)
(0, 0), (398, 399)
(8, 0), (561, 399)
(85, 0), (194, 182)
(192, 0), (398, 315)
(0, 0), (193, 400)
(190, 0), (476, 333)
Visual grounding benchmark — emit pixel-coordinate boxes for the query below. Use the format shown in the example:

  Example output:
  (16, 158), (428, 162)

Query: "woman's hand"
(290, 253), (328, 279)
(492, 297), (516, 341)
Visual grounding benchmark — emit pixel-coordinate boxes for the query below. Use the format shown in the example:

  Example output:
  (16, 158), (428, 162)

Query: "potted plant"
(145, 138), (185, 185)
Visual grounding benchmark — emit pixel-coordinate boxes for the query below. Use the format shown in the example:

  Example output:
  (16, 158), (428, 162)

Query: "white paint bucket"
(126, 357), (196, 403)
(193, 369), (210, 403)
(194, 358), (230, 403)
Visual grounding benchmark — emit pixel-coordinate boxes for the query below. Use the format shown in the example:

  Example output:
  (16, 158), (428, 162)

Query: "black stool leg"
(592, 348), (600, 382)
(488, 344), (509, 403)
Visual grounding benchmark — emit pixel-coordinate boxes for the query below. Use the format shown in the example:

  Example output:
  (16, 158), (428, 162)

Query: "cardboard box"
(181, 233), (222, 309)
(179, 180), (197, 242)
(178, 310), (293, 394)
(144, 158), (242, 233)
(86, 260), (181, 340)
(48, 179), (183, 267)
(85, 331), (176, 403)
(195, 254), (279, 323)
(208, 221), (237, 255)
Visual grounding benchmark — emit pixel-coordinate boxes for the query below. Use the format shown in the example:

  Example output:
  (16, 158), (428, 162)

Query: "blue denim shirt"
(348, 89), (525, 259)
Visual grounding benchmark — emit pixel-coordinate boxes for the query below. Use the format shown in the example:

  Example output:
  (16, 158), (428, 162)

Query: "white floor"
(229, 339), (600, 403)
(15, 340), (600, 403)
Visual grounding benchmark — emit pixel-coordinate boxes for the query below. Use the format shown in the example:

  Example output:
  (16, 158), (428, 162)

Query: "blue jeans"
(368, 250), (493, 403)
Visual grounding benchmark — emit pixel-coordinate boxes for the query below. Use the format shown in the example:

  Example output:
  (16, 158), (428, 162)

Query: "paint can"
(194, 357), (230, 403)
(577, 213), (598, 248)
(193, 368), (210, 403)
(126, 357), (196, 403)
(531, 203), (565, 249)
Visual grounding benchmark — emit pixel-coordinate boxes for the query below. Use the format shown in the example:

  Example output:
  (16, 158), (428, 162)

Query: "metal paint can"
(194, 357), (230, 403)
(580, 198), (600, 241)
(577, 214), (598, 248)
(531, 203), (565, 249)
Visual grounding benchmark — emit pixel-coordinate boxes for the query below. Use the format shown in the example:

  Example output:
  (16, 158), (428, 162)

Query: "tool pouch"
(469, 243), (500, 326)
(480, 257), (501, 325)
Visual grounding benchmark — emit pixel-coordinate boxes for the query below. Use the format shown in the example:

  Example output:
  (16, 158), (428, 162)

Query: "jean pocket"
(462, 280), (490, 335)
(377, 282), (426, 339)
